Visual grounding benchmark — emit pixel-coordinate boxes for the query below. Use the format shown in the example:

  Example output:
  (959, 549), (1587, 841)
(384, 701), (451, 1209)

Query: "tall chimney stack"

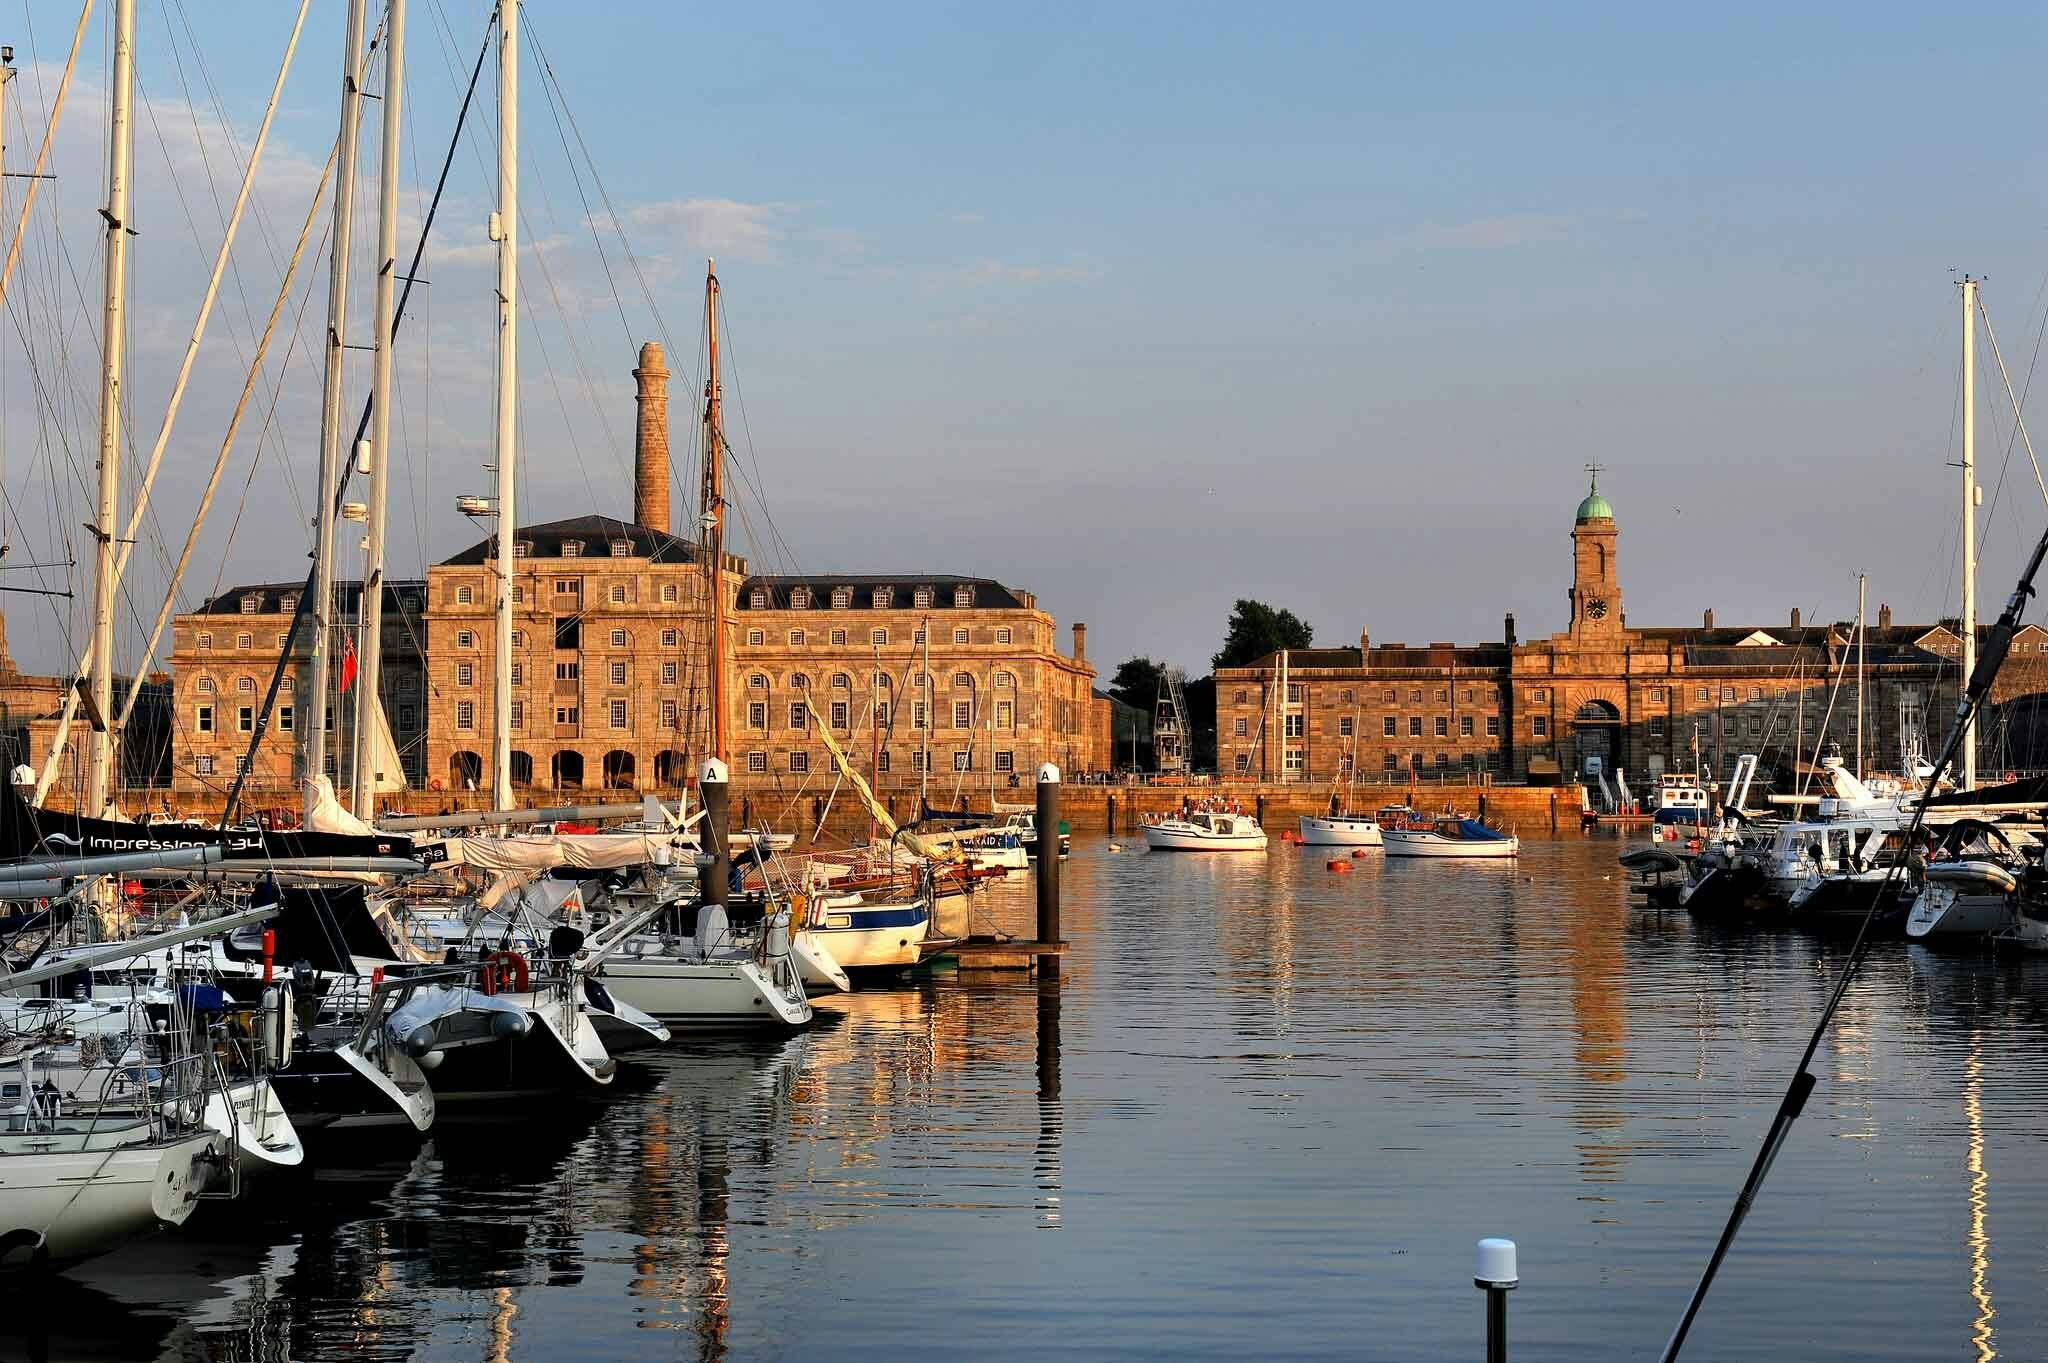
(633, 341), (670, 534)
(1072, 622), (1087, 664)
(1790, 607), (1801, 630)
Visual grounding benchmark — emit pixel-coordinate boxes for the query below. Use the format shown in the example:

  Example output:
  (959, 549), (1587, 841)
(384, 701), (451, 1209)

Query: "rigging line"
(1658, 514), (2048, 1362)
(0, 1), (90, 314)
(220, 5), (497, 826)
(522, 22), (633, 351)
(711, 302), (802, 575)
(1976, 299), (2048, 512)
(35, 2), (315, 801)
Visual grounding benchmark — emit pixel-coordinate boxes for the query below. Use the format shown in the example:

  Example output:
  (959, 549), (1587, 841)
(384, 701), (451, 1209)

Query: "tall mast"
(489, 0), (518, 812)
(1962, 276), (1979, 791)
(920, 621), (930, 808)
(351, 0), (404, 819)
(1855, 571), (1866, 779)
(304, 0), (368, 810)
(701, 259), (727, 765)
(86, 0), (136, 816)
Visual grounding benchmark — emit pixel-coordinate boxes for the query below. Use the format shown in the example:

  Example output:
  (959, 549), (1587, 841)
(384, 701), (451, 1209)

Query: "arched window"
(831, 672), (851, 690)
(456, 584), (474, 605)
(952, 671), (973, 688)
(995, 671), (1015, 689)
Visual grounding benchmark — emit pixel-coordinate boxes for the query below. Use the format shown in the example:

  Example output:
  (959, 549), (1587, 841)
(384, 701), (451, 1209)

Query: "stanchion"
(1475, 1237), (1518, 1363)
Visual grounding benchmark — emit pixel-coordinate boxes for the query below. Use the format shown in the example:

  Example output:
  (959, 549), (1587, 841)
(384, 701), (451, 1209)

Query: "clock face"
(1586, 597), (1609, 621)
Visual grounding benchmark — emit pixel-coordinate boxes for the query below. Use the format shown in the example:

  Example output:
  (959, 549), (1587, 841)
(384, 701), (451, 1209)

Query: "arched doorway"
(1571, 699), (1622, 782)
(654, 749), (688, 786)
(602, 749), (636, 789)
(551, 751), (584, 789)
(449, 750), (482, 791)
(509, 750), (533, 786)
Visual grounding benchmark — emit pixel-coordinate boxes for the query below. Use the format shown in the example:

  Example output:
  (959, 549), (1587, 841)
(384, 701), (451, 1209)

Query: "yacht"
(1142, 809), (1268, 851)
(1904, 820), (2029, 942)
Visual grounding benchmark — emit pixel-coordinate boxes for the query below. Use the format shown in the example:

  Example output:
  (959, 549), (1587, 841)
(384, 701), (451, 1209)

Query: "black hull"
(270, 1048), (421, 1135)
(424, 1023), (610, 1110)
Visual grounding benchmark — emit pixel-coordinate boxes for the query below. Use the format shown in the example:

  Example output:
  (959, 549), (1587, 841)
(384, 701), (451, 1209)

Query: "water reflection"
(22, 839), (2048, 1361)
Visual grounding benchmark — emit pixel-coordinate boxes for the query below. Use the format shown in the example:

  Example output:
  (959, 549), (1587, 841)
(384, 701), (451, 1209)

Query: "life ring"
(481, 950), (530, 996)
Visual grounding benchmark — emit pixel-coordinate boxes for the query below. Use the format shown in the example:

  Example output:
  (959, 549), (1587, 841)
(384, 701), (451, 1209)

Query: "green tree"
(1211, 599), (1315, 671)
(1108, 656), (1166, 712)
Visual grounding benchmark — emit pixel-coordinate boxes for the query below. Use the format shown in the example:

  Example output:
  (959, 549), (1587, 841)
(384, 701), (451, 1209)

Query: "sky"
(2, 1), (2047, 683)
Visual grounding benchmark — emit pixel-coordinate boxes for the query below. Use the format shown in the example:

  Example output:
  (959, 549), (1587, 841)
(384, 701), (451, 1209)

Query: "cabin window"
(873, 588), (892, 609)
(832, 587), (852, 609)
(611, 541), (631, 558)
(914, 587), (934, 609)
(792, 587), (812, 609)
(561, 541), (583, 558)
(516, 540), (532, 558)
(749, 588), (768, 609)
(240, 596), (259, 614)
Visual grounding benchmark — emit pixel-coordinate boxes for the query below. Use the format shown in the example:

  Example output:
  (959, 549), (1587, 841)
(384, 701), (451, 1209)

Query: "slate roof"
(194, 580), (425, 615)
(735, 575), (1028, 611)
(439, 514), (696, 567)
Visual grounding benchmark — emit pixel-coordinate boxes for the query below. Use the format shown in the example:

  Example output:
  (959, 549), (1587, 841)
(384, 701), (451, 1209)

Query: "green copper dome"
(1575, 467), (1612, 521)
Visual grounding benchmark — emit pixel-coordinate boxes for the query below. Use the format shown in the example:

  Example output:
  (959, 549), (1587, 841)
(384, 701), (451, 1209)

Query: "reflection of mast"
(485, 1287), (519, 1363)
(694, 1128), (731, 1362)
(1964, 1030), (1996, 1363)
(1035, 975), (1064, 1228)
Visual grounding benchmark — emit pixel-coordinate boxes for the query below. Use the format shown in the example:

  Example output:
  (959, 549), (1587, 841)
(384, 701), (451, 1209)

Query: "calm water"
(16, 835), (2048, 1361)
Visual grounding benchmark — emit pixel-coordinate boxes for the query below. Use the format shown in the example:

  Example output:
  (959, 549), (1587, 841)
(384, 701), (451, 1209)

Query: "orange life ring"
(481, 949), (530, 996)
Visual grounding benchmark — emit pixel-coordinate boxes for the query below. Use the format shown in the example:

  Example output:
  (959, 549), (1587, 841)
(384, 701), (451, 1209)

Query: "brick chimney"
(1703, 608), (1714, 630)
(1879, 602), (1892, 629)
(1071, 622), (1087, 664)
(1790, 607), (1801, 629)
(1503, 612), (1516, 647)
(632, 341), (670, 535)
(1359, 625), (1371, 653)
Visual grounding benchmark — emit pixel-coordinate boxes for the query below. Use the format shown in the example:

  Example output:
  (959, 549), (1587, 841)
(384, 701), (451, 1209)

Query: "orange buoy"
(1352, 849), (1369, 858)
(1326, 859), (1351, 872)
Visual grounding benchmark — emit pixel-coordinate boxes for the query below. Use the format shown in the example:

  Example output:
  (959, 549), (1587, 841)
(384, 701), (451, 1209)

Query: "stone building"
(165, 581), (426, 803)
(168, 339), (1103, 809)
(1217, 473), (2048, 788)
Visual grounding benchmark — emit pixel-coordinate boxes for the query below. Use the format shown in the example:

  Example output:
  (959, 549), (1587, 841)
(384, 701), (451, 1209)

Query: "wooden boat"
(1382, 817), (1519, 859)
(1296, 814), (1382, 847)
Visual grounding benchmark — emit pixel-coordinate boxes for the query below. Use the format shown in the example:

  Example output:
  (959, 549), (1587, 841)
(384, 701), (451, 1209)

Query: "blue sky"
(3, 1), (2047, 679)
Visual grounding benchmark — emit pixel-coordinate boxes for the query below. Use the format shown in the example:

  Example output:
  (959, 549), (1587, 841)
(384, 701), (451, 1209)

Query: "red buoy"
(1326, 859), (1351, 872)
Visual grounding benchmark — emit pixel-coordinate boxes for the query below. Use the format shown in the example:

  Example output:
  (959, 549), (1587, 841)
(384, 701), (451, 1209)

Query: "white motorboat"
(1297, 813), (1382, 847)
(1142, 810), (1268, 852)
(1381, 817), (1520, 859)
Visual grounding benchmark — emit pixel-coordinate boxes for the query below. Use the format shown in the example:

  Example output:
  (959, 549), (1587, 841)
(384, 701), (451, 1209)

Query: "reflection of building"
(1218, 470), (2048, 785)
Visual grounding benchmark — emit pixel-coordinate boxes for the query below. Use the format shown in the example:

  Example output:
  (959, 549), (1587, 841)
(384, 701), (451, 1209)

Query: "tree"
(1211, 599), (1315, 671)
(1108, 656), (1166, 712)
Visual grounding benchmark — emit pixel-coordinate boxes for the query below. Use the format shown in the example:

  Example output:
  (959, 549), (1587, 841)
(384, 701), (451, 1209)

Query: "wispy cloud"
(1407, 213), (1575, 250)
(622, 198), (791, 264)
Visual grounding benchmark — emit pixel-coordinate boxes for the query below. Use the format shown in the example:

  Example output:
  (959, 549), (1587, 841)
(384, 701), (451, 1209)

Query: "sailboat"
(1298, 701), (1381, 846)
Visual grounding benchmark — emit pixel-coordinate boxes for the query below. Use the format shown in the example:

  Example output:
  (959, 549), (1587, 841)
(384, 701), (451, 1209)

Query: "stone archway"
(1571, 699), (1622, 782)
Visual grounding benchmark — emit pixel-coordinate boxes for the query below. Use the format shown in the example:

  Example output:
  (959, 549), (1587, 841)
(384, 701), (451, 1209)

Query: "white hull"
(602, 954), (811, 1028)
(963, 845), (1030, 871)
(1297, 816), (1381, 847)
(1905, 883), (2014, 941)
(0, 1128), (226, 1269)
(1381, 830), (1519, 859)
(809, 916), (930, 971)
(204, 1080), (304, 1175)
(792, 931), (853, 992)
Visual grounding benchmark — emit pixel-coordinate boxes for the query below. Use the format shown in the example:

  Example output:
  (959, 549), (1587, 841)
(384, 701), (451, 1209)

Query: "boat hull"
(1381, 830), (1519, 859)
(1905, 881), (2014, 941)
(1296, 816), (1381, 847)
(204, 1079), (304, 1174)
(601, 955), (812, 1028)
(0, 1128), (227, 1270)
(1142, 827), (1268, 852)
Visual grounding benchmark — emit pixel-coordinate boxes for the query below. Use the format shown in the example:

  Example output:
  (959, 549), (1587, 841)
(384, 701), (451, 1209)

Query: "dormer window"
(749, 587), (768, 609)
(240, 595), (259, 614)
(515, 540), (532, 558)
(280, 594), (297, 612)
(953, 586), (973, 608)
(610, 540), (631, 558)
(561, 541), (582, 558)
(872, 587), (892, 609)
(914, 586), (934, 610)
(791, 586), (811, 609)
(831, 586), (852, 609)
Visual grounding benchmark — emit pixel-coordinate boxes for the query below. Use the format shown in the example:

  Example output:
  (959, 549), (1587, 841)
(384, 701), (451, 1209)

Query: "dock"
(924, 935), (1069, 971)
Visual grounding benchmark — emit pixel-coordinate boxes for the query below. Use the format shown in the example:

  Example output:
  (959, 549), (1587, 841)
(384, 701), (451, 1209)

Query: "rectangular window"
(913, 750), (928, 772)
(789, 629), (806, 646)
(196, 705), (214, 733)
(878, 750), (892, 772)
(789, 751), (810, 774)
(1697, 687), (1711, 702)
(746, 628), (765, 647)
(196, 755), (215, 776)
(556, 661), (579, 682)
(1408, 716), (1422, 737)
(556, 705), (578, 726)
(511, 701), (525, 729)
(748, 702), (766, 728)
(661, 628), (679, 647)
(1650, 687), (1667, 703)
(1338, 716), (1354, 737)
(610, 700), (628, 729)
(913, 629), (926, 646)
(1434, 716), (1448, 738)
(1459, 715), (1474, 737)
(871, 628), (888, 646)
(511, 664), (524, 687)
(995, 750), (1014, 772)
(913, 702), (928, 730)
(661, 583), (678, 603)
(1287, 683), (1304, 703)
(831, 700), (849, 728)
(995, 700), (1013, 729)
(661, 662), (678, 685)
(1284, 747), (1305, 773)
(555, 616), (580, 649)
(996, 628), (1012, 644)
(197, 633), (213, 651)
(789, 703), (808, 730)
(748, 751), (768, 773)
(457, 630), (474, 649)
(237, 706), (254, 733)
(1383, 717), (1396, 737)
(953, 628), (969, 644)
(610, 662), (628, 686)
(457, 663), (474, 687)
(1284, 713), (1304, 738)
(456, 701), (474, 729)
(954, 750), (971, 771)
(953, 700), (973, 728)
(279, 706), (294, 733)
(1532, 716), (1550, 737)
(661, 700), (679, 729)
(1235, 717), (1249, 737)
(1531, 688), (1546, 703)
(610, 628), (627, 647)
(1649, 716), (1666, 738)
(876, 702), (891, 727)
(831, 628), (848, 646)
(1486, 716), (1500, 737)
(1235, 754), (1251, 773)
(1722, 687), (1737, 703)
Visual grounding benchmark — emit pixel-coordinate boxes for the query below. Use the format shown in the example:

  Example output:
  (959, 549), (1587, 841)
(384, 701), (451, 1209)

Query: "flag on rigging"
(339, 637), (358, 694)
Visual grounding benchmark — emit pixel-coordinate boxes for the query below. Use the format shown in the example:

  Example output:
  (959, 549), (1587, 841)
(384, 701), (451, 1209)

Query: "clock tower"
(1569, 464), (1621, 637)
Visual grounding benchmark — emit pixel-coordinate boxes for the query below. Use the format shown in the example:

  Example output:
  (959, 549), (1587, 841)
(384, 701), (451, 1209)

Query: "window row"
(746, 584), (979, 611)
(740, 625), (1014, 648)
(745, 669), (1016, 691)
(743, 747), (1018, 774)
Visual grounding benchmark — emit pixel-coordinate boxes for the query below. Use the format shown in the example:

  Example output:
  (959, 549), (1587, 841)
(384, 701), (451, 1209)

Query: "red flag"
(339, 637), (358, 694)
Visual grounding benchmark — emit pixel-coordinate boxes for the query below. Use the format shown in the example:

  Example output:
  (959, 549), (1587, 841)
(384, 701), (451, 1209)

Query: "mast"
(489, 0), (517, 812)
(870, 668), (881, 845)
(1855, 572), (1866, 779)
(1961, 276), (1979, 791)
(920, 621), (930, 808)
(701, 259), (727, 765)
(86, 0), (136, 817)
(304, 0), (368, 810)
(351, 0), (404, 819)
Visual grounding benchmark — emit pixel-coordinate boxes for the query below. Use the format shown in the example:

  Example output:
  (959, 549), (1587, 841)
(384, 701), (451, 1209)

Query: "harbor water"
(18, 835), (2048, 1361)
